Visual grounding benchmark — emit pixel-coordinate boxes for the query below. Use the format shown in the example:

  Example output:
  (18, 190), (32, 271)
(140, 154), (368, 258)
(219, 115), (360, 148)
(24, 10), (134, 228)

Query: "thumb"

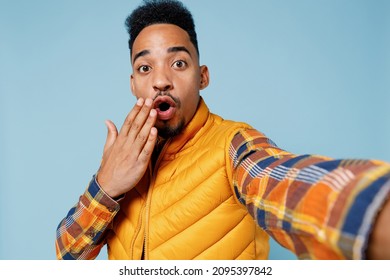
(103, 119), (118, 154)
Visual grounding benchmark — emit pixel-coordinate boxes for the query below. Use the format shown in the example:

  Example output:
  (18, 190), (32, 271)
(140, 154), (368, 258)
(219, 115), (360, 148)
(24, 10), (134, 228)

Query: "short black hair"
(125, 0), (199, 56)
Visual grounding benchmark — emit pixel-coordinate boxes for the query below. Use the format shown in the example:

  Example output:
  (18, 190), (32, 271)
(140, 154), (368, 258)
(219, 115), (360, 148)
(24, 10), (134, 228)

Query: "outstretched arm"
(230, 128), (390, 259)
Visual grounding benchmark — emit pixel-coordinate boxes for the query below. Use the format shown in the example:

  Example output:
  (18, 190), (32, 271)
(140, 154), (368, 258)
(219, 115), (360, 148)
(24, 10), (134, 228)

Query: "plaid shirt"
(56, 129), (390, 260)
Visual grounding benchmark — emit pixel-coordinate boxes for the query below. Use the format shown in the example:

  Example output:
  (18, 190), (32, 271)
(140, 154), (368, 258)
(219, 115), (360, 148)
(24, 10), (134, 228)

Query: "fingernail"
(150, 109), (156, 117)
(137, 98), (144, 106)
(145, 98), (152, 106)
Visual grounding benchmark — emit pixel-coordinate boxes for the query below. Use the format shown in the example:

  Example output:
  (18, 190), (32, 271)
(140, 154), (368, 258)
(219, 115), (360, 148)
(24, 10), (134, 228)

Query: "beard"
(156, 118), (185, 139)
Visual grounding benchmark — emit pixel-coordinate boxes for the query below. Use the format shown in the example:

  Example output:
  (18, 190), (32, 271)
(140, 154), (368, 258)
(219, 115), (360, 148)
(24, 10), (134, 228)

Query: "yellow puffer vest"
(107, 98), (269, 259)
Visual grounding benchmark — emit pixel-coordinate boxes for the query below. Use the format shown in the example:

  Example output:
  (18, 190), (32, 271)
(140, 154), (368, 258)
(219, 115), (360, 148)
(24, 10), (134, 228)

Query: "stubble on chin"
(156, 118), (185, 139)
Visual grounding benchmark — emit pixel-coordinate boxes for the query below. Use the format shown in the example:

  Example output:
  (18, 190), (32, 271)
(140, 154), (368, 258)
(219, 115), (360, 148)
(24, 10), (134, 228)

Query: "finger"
(138, 126), (158, 163)
(128, 107), (157, 151)
(103, 120), (118, 154)
(127, 98), (154, 141)
(119, 98), (144, 136)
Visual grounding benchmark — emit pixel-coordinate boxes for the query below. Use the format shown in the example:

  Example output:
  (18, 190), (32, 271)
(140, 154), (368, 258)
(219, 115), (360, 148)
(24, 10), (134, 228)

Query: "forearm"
(230, 129), (390, 259)
(55, 176), (120, 260)
(56, 217), (106, 260)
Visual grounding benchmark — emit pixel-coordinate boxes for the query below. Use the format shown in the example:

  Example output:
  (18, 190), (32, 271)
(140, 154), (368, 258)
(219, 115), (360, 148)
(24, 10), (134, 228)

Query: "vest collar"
(159, 97), (209, 155)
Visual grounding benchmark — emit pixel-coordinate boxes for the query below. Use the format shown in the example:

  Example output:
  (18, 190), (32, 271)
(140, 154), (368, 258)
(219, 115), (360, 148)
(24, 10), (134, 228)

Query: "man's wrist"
(94, 173), (125, 202)
(86, 175), (122, 212)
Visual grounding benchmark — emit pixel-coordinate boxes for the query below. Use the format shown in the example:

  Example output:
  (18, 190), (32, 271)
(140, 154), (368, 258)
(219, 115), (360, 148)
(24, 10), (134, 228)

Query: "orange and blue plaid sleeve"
(229, 129), (390, 259)
(55, 176), (119, 260)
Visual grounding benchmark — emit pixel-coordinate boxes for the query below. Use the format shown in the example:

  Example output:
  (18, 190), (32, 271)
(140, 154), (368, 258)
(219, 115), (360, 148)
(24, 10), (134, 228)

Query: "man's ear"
(130, 74), (136, 96)
(199, 65), (210, 90)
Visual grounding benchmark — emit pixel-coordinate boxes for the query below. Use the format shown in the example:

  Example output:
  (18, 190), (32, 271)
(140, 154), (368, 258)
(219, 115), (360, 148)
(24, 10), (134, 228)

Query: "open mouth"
(154, 96), (176, 111)
(153, 96), (177, 121)
(158, 102), (171, 112)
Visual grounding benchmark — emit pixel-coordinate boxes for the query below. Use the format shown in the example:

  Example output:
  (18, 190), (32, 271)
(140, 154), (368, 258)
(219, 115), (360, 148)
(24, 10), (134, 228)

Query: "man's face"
(131, 24), (209, 138)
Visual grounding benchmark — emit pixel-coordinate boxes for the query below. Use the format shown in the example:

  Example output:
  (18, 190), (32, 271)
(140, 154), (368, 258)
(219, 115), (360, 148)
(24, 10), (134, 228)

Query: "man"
(56, 0), (390, 260)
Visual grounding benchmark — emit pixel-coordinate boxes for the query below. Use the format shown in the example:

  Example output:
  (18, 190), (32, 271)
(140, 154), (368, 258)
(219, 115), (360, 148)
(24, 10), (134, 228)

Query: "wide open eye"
(138, 65), (151, 73)
(172, 60), (187, 69)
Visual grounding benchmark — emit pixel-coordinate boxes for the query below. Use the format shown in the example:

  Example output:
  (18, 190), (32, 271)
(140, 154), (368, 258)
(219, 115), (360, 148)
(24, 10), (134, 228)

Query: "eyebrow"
(167, 46), (191, 57)
(132, 46), (192, 65)
(132, 50), (150, 65)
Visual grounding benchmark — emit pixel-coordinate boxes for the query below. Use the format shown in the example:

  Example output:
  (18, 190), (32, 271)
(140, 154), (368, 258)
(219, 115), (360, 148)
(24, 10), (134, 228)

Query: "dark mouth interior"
(159, 102), (170, 111)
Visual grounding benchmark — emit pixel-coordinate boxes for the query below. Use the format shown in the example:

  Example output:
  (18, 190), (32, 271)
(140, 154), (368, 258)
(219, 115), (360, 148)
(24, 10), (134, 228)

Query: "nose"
(152, 68), (172, 92)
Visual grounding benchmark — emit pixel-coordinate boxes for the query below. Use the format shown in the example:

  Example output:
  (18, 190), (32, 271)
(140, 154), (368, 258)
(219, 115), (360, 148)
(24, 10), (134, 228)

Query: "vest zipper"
(142, 139), (171, 260)
(130, 198), (146, 259)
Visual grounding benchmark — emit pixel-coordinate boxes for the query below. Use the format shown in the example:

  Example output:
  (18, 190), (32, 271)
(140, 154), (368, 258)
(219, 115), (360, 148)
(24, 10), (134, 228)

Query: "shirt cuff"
(84, 175), (121, 214)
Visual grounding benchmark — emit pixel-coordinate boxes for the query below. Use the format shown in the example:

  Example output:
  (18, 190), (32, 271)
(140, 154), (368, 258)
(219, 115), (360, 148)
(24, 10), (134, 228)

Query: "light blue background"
(0, 0), (389, 260)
